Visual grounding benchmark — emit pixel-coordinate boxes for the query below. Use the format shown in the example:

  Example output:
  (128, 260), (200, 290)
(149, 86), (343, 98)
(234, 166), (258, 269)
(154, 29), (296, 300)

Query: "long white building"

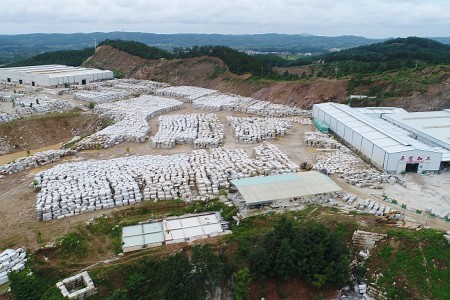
(313, 103), (445, 173)
(0, 65), (114, 87)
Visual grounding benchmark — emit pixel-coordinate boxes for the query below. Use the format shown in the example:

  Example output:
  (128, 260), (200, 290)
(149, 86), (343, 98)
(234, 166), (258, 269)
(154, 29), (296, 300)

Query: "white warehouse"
(0, 65), (114, 87)
(313, 103), (443, 173)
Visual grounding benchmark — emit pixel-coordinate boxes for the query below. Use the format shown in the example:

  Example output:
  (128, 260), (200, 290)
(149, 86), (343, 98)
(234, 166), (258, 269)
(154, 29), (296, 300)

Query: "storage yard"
(0, 76), (450, 260)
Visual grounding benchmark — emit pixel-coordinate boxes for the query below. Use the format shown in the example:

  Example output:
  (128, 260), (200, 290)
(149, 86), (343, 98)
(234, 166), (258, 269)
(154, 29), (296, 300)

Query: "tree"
(8, 270), (41, 300)
(191, 244), (224, 293)
(162, 253), (204, 300)
(249, 218), (350, 287)
(232, 267), (252, 300)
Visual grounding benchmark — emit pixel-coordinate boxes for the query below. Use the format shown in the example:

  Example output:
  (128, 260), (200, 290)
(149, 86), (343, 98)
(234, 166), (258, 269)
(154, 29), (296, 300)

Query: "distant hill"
(324, 37), (450, 64)
(0, 32), (383, 65)
(5, 48), (95, 67)
(258, 37), (450, 76)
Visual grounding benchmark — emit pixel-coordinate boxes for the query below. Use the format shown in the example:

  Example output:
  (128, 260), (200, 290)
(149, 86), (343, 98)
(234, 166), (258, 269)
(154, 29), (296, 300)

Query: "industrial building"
(230, 171), (342, 207)
(122, 212), (230, 252)
(313, 103), (448, 173)
(382, 111), (450, 153)
(0, 65), (114, 87)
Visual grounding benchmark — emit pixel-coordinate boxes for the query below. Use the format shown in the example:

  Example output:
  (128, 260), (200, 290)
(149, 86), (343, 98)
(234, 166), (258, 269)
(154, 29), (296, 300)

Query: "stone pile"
(227, 116), (292, 143)
(305, 131), (403, 189)
(0, 110), (19, 123)
(111, 79), (168, 94)
(73, 88), (132, 103)
(284, 117), (312, 125)
(0, 136), (13, 155)
(16, 87), (42, 94)
(34, 143), (298, 220)
(0, 248), (27, 285)
(152, 114), (224, 149)
(0, 149), (76, 176)
(253, 142), (300, 173)
(56, 271), (97, 299)
(352, 230), (387, 250)
(304, 131), (341, 148)
(192, 93), (310, 117)
(0, 92), (24, 102)
(76, 95), (183, 150)
(155, 86), (217, 102)
(14, 95), (75, 116)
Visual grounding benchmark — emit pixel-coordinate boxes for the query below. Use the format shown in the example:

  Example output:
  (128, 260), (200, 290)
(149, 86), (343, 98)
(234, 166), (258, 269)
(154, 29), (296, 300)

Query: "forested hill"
(325, 37), (450, 64)
(320, 37), (450, 75)
(257, 37), (450, 76)
(0, 32), (383, 65)
(99, 39), (271, 76)
(5, 48), (95, 68)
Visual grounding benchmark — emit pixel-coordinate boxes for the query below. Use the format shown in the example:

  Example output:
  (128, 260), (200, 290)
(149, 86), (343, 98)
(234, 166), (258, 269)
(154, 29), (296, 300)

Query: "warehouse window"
(405, 163), (419, 173)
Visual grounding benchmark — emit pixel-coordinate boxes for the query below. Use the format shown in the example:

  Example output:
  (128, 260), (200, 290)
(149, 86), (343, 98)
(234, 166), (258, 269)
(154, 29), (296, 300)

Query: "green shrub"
(59, 232), (88, 258)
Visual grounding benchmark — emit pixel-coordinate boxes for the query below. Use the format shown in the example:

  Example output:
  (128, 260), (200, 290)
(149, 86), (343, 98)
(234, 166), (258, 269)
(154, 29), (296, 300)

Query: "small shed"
(230, 171), (342, 207)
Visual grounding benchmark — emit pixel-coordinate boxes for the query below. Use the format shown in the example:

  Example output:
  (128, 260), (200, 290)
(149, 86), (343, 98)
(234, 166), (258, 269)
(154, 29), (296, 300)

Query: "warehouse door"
(7, 78), (11, 82)
(81, 79), (87, 85)
(19, 80), (23, 84)
(31, 81), (35, 86)
(405, 163), (419, 173)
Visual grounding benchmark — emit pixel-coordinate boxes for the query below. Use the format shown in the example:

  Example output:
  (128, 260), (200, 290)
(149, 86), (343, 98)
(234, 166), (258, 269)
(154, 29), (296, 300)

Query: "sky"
(2, 0), (450, 38)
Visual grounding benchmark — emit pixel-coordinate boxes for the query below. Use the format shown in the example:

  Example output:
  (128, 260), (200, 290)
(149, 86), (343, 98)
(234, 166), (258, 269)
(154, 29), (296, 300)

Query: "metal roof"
(122, 213), (227, 251)
(382, 111), (450, 151)
(355, 107), (407, 115)
(230, 171), (342, 205)
(315, 103), (441, 154)
(0, 64), (112, 78)
(122, 222), (165, 249)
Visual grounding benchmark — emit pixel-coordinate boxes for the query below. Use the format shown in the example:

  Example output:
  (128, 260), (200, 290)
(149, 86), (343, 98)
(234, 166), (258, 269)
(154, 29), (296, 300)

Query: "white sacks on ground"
(76, 95), (183, 150)
(34, 142), (298, 220)
(0, 248), (27, 285)
(227, 116), (292, 143)
(152, 114), (224, 149)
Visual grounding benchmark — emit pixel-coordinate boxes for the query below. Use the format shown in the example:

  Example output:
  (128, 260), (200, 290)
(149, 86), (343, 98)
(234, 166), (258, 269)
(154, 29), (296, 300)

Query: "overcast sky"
(2, 0), (450, 37)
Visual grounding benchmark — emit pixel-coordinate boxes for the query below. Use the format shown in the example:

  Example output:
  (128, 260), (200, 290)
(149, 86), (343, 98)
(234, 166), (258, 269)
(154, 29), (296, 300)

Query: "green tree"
(8, 270), (41, 300)
(191, 244), (224, 292)
(162, 253), (204, 300)
(232, 267), (252, 300)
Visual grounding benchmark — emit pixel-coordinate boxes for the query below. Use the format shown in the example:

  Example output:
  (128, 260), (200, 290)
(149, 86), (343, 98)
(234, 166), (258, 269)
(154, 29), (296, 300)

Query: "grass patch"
(58, 232), (88, 259)
(209, 66), (227, 79)
(370, 228), (450, 299)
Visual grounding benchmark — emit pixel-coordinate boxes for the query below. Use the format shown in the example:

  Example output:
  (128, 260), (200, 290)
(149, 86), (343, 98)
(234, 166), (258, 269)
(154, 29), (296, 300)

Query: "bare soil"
(250, 277), (338, 300)
(0, 111), (100, 155)
(84, 46), (349, 109)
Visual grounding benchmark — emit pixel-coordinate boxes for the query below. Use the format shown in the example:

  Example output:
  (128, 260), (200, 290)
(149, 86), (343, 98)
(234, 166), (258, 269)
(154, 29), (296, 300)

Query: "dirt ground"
(1, 97), (450, 253)
(0, 101), (315, 251)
